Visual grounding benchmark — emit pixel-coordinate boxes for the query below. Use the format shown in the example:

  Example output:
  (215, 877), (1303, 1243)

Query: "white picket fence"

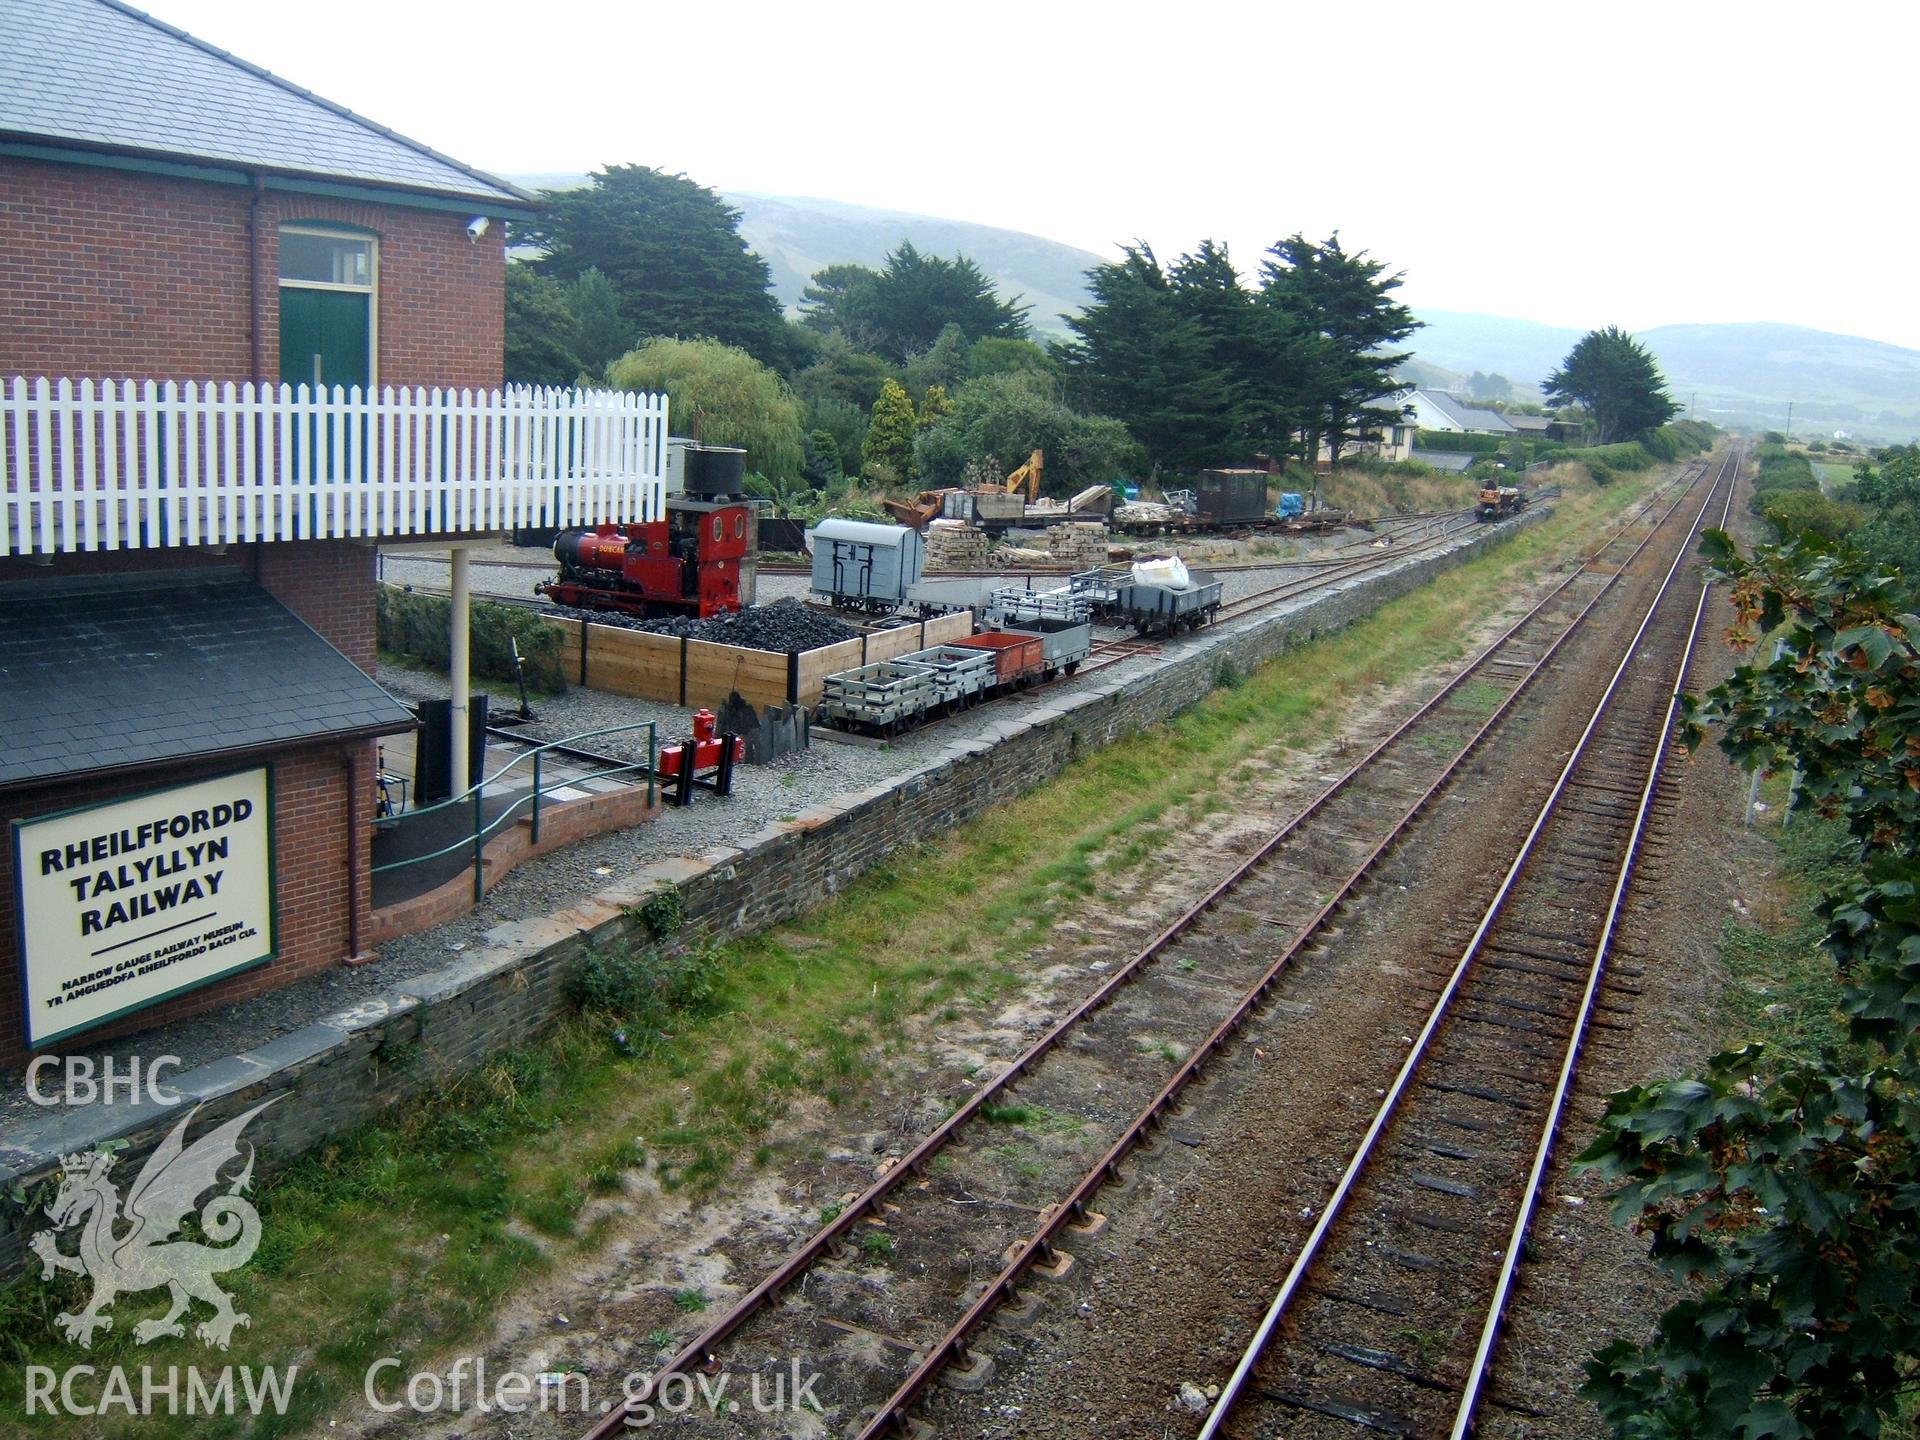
(1, 377), (669, 553)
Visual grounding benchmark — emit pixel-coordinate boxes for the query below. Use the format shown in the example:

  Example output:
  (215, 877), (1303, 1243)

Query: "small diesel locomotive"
(1475, 483), (1528, 522)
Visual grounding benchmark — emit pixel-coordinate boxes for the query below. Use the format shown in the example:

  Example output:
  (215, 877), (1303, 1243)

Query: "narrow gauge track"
(574, 457), (1720, 1439)
(749, 509), (1483, 579)
(1207, 512), (1483, 626)
(381, 507), (1482, 585)
(1197, 446), (1740, 1440)
(383, 509), (1492, 683)
(1069, 509), (1514, 679)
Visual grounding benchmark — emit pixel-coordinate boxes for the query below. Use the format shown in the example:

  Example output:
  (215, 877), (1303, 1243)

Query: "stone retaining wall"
(0, 510), (1545, 1276)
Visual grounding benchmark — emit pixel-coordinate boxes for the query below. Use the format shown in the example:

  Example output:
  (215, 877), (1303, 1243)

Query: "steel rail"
(1208, 526), (1469, 622)
(848, 461), (1724, 1438)
(1195, 444), (1738, 1440)
(746, 510), (1487, 578)
(576, 458), (1713, 1439)
(1445, 447), (1741, 1437)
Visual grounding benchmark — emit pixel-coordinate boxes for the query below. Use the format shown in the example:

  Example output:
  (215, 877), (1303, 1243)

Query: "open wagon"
(1113, 576), (1224, 636)
(990, 614), (1092, 677)
(950, 632), (1046, 688)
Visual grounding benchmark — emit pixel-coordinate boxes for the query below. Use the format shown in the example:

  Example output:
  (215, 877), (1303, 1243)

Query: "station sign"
(13, 768), (275, 1047)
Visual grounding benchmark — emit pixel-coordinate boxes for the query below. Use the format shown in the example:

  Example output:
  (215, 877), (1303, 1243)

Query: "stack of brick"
(1047, 522), (1110, 568)
(924, 519), (990, 571)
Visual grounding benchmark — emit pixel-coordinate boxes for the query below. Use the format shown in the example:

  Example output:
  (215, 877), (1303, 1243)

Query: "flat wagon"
(815, 646), (996, 734)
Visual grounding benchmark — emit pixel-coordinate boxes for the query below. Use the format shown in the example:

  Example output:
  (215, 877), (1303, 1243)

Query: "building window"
(279, 230), (374, 288)
(278, 225), (377, 392)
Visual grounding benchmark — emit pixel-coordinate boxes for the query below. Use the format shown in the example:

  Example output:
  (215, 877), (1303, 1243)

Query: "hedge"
(1566, 424), (1715, 483)
(1414, 430), (1507, 454)
(1747, 444), (1821, 518)
(377, 586), (569, 693)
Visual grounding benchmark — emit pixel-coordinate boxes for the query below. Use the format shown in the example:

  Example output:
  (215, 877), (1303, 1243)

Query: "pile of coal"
(543, 599), (860, 654)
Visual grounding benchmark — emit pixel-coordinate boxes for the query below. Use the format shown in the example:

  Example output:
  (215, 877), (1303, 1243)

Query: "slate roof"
(1411, 449), (1480, 473)
(1413, 390), (1518, 435)
(0, 569), (416, 790)
(0, 0), (532, 208)
(1503, 414), (1554, 432)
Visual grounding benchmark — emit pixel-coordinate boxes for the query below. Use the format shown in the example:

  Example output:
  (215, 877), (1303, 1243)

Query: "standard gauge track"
(570, 455), (1726, 1439)
(1195, 447), (1739, 1440)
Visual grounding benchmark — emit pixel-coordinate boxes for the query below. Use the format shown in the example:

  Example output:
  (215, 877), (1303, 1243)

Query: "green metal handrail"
(372, 721), (657, 902)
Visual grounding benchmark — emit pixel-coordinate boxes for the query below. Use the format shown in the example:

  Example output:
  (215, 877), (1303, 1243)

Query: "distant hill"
(508, 177), (1918, 441)
(1410, 311), (1920, 443)
(1406, 312), (1585, 390)
(723, 193), (1104, 340)
(506, 176), (1102, 339)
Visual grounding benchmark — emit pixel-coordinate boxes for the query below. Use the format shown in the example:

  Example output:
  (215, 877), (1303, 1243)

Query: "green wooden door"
(279, 288), (371, 391)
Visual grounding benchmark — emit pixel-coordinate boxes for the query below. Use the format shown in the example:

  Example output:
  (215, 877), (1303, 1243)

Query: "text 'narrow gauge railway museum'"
(0, 0), (665, 1063)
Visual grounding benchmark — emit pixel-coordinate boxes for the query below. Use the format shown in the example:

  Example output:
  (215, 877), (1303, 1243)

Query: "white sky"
(146, 0), (1919, 348)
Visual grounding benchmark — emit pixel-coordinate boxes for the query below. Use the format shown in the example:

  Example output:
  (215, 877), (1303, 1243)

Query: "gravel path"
(0, 524), (1496, 1120)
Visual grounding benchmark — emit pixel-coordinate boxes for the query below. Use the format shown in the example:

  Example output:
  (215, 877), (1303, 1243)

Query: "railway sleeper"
(1567, 776), (1653, 798)
(1312, 1283), (1414, 1318)
(1485, 1061), (1558, 1089)
(1404, 1206), (1476, 1235)
(1559, 803), (1636, 827)
(1258, 1387), (1417, 1437)
(1483, 955), (1584, 984)
(1424, 1080), (1532, 1110)
(1546, 865), (1600, 886)
(1556, 839), (1626, 859)
(1413, 1136), (1484, 1162)
(1458, 1005), (1550, 1035)
(1324, 1340), (1453, 1391)
(1409, 1171), (1481, 1200)
(1379, 1244), (1446, 1272)
(1513, 924), (1608, 947)
(1482, 988), (1573, 1017)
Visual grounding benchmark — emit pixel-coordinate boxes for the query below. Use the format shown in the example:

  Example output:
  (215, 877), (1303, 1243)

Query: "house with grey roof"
(1502, 413), (1555, 437)
(1407, 390), (1518, 436)
(0, 0), (667, 1061)
(1313, 394), (1417, 467)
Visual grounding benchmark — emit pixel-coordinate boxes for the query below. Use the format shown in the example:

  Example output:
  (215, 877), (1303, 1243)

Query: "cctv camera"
(466, 215), (490, 241)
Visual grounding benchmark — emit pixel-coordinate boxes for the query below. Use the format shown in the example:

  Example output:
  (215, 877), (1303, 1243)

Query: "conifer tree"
(1544, 326), (1681, 444)
(863, 378), (919, 482)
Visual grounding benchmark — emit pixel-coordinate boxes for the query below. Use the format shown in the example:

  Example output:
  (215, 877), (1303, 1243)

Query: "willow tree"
(608, 337), (804, 481)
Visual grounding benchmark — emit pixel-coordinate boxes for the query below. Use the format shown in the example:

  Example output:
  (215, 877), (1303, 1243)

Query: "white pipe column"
(449, 545), (471, 790)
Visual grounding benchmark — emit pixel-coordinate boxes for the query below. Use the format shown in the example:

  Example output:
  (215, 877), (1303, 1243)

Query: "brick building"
(0, 0), (663, 1062)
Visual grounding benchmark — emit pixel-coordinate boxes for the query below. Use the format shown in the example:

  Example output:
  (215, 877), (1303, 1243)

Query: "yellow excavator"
(882, 450), (1046, 529)
(881, 489), (958, 528)
(994, 449), (1044, 501)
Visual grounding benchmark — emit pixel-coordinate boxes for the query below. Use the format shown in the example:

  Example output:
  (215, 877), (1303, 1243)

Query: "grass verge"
(0, 465), (1661, 1436)
(1715, 813), (1859, 1063)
